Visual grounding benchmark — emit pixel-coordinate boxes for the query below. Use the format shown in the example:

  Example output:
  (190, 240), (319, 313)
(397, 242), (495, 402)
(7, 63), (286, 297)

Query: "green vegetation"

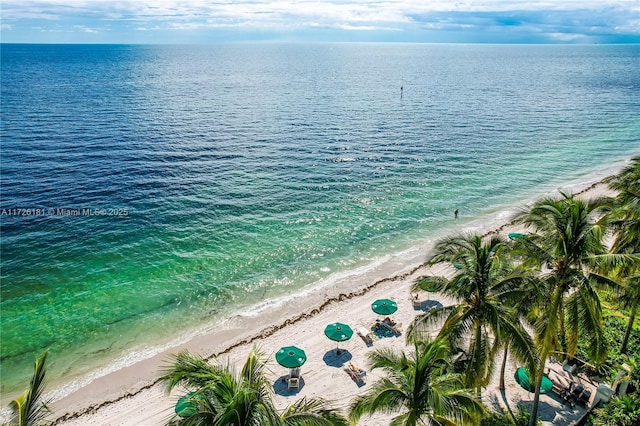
(349, 335), (485, 425)
(480, 406), (541, 426)
(590, 393), (640, 426)
(155, 157), (637, 425)
(576, 314), (640, 384)
(409, 235), (537, 394)
(511, 194), (609, 426)
(7, 352), (51, 426)
(601, 157), (640, 355)
(158, 346), (348, 426)
(5, 158), (638, 425)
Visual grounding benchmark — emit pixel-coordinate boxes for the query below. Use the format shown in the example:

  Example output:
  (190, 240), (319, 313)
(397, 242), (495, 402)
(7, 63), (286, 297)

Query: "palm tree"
(9, 351), (51, 426)
(349, 335), (485, 425)
(515, 193), (611, 426)
(408, 235), (538, 394)
(159, 345), (348, 426)
(605, 157), (640, 208)
(594, 204), (640, 354)
(606, 251), (640, 355)
(603, 157), (640, 354)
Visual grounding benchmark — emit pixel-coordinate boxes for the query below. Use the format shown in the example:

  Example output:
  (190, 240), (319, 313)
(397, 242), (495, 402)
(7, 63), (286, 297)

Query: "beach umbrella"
(371, 299), (398, 316)
(508, 232), (527, 241)
(175, 392), (201, 418)
(276, 346), (307, 369)
(514, 367), (554, 394)
(324, 322), (353, 353)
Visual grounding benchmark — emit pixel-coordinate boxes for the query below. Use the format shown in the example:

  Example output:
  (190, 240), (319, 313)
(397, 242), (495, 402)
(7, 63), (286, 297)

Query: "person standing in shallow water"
(454, 209), (459, 219)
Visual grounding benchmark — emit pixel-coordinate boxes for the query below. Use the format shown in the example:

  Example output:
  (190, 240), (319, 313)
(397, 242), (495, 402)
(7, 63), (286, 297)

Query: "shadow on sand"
(345, 373), (368, 388)
(517, 398), (581, 424)
(273, 375), (306, 396)
(414, 299), (443, 311)
(322, 349), (352, 367)
(493, 389), (582, 424)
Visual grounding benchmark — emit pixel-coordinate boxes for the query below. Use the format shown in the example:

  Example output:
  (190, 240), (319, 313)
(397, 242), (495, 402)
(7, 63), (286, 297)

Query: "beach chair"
(391, 322), (402, 335)
(376, 319), (392, 334)
(411, 295), (421, 309)
(373, 320), (392, 337)
(377, 319), (402, 336)
(357, 326), (374, 345)
(345, 362), (366, 385)
(288, 377), (299, 390)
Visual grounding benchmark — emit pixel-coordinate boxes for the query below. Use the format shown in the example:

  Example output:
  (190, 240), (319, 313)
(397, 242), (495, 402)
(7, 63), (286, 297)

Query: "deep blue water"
(1, 43), (638, 401)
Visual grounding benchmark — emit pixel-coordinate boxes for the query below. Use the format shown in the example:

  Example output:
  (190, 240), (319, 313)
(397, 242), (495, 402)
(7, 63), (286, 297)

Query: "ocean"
(1, 43), (638, 403)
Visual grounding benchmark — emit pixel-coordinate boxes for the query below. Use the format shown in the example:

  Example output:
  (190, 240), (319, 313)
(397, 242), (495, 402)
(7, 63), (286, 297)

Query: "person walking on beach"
(454, 209), (459, 219)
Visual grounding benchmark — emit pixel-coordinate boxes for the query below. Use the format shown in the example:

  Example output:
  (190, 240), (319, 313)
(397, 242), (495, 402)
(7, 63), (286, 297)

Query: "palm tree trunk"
(621, 303), (637, 354)
(529, 287), (564, 426)
(499, 345), (508, 391)
(528, 356), (547, 426)
(559, 296), (567, 358)
(473, 324), (483, 395)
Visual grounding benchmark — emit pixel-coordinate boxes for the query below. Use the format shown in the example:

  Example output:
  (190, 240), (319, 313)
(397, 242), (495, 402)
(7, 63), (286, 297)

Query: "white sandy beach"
(37, 177), (616, 426)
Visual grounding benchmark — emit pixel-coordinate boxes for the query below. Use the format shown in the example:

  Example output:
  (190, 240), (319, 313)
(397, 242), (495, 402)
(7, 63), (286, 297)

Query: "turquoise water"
(1, 43), (638, 401)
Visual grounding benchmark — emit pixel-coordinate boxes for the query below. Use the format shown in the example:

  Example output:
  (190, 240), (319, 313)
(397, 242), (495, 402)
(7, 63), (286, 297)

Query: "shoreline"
(49, 245), (436, 424)
(2, 162), (628, 425)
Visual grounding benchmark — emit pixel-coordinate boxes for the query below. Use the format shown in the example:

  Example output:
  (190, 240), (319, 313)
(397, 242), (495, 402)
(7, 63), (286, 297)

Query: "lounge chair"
(376, 319), (402, 336)
(372, 321), (391, 337)
(382, 317), (396, 326)
(392, 322), (402, 334)
(288, 377), (299, 390)
(357, 326), (374, 345)
(345, 362), (366, 384)
(411, 295), (421, 309)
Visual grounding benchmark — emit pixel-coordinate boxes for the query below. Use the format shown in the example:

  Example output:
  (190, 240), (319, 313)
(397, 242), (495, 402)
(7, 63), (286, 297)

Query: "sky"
(1, 0), (639, 44)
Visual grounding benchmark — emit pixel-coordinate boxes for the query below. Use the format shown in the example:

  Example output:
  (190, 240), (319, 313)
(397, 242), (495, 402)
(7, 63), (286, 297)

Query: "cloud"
(73, 24), (98, 33)
(1, 0), (638, 43)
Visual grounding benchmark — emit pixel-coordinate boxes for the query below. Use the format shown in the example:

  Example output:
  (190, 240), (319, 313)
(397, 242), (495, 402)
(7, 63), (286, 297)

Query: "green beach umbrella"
(276, 346), (307, 369)
(514, 367), (553, 394)
(324, 322), (353, 352)
(175, 392), (201, 418)
(508, 232), (527, 240)
(371, 299), (398, 315)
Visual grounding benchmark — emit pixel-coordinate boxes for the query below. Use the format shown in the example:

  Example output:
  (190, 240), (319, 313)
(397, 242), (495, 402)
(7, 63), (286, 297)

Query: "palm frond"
(349, 379), (408, 423)
(280, 397), (349, 426)
(502, 322), (537, 374)
(565, 286), (607, 364)
(159, 350), (225, 393)
(160, 345), (347, 426)
(10, 351), (51, 426)
(413, 275), (448, 293)
(406, 305), (457, 342)
(350, 336), (482, 425)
